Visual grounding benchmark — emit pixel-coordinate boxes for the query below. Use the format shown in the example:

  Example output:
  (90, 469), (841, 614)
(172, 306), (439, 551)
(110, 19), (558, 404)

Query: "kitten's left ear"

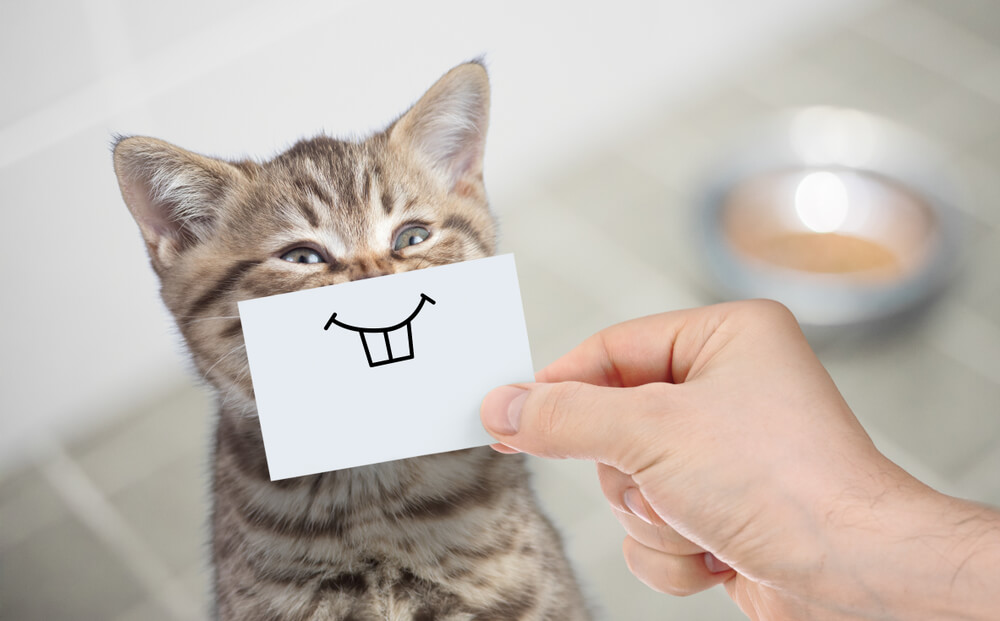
(113, 136), (244, 272)
(388, 61), (490, 191)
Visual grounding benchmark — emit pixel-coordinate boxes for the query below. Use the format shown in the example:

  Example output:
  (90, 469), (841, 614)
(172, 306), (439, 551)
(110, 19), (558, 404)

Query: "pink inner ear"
(423, 116), (486, 190)
(123, 173), (182, 240)
(390, 66), (490, 191)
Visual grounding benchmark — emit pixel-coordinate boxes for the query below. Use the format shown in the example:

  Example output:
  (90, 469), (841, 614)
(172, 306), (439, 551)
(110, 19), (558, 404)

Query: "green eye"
(393, 225), (430, 251)
(280, 247), (325, 264)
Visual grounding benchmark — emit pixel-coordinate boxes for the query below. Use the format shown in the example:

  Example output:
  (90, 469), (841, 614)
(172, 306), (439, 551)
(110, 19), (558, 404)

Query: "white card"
(238, 254), (534, 480)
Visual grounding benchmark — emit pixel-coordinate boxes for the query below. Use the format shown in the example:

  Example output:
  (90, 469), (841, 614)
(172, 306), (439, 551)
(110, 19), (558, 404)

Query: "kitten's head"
(114, 62), (495, 413)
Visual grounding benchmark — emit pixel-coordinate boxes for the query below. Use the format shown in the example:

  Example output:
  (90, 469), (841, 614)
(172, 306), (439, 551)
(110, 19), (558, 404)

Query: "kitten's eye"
(280, 247), (326, 264)
(393, 225), (430, 251)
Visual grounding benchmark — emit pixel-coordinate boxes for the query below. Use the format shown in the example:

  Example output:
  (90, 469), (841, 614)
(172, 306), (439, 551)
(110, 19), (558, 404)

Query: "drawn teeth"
(324, 293), (436, 368)
(361, 326), (412, 364)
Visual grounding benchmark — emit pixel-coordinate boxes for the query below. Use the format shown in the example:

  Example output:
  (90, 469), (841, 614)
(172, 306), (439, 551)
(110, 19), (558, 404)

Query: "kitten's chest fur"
(211, 412), (587, 620)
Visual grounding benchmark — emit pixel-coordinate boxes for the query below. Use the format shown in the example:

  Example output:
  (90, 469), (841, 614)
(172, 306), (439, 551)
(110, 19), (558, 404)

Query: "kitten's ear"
(388, 61), (490, 191)
(113, 136), (243, 271)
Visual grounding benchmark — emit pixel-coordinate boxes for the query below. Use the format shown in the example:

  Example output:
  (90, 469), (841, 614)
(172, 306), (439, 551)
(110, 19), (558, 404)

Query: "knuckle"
(651, 569), (704, 598)
(655, 527), (690, 556)
(743, 298), (796, 325)
(623, 537), (709, 597)
(662, 573), (704, 597)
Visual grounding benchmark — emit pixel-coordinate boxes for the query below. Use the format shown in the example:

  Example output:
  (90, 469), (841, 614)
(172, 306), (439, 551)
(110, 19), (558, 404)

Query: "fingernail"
(623, 487), (654, 526)
(704, 552), (732, 574)
(482, 386), (528, 435)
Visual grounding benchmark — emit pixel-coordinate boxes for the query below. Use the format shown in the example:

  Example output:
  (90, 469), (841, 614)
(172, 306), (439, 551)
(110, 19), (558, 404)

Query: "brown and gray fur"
(113, 62), (591, 620)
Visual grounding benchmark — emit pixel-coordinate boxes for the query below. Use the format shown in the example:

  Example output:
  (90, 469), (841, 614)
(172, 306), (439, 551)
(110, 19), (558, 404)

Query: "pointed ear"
(113, 136), (244, 270)
(388, 61), (490, 191)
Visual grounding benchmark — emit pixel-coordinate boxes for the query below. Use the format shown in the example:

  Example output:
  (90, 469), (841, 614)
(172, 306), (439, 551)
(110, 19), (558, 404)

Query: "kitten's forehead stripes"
(292, 194), (321, 228)
(380, 185), (394, 215)
(361, 169), (372, 204)
(293, 175), (333, 208)
(279, 137), (411, 230)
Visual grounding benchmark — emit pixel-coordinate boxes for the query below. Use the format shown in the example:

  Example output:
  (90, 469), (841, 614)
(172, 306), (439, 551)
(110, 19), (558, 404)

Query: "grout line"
(0, 0), (361, 169)
(36, 436), (202, 621)
(850, 2), (1000, 107)
(925, 300), (1000, 388)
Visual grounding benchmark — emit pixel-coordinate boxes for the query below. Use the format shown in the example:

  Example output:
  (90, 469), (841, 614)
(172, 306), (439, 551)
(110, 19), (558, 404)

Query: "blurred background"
(2, 0), (999, 619)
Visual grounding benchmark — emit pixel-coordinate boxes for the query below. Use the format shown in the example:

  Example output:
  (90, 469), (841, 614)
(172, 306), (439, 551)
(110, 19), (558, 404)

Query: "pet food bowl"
(695, 107), (963, 328)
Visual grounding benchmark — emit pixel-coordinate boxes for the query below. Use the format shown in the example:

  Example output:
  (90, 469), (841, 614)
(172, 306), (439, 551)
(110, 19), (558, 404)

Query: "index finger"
(536, 304), (732, 388)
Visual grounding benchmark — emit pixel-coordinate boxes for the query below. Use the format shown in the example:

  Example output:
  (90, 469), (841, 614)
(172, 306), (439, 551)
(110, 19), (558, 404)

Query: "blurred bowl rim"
(694, 106), (965, 327)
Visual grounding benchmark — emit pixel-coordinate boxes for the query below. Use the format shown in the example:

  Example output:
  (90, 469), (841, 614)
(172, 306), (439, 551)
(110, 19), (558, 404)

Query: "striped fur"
(114, 62), (591, 620)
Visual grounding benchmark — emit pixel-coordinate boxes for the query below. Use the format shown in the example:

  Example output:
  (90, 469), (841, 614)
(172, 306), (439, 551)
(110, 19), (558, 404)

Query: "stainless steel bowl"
(695, 107), (964, 327)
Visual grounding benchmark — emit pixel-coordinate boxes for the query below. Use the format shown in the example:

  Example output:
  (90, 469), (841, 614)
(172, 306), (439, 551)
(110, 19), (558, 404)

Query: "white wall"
(0, 0), (876, 470)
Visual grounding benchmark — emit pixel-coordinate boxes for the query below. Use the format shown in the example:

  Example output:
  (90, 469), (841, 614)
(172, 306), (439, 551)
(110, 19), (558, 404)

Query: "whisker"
(204, 343), (247, 378)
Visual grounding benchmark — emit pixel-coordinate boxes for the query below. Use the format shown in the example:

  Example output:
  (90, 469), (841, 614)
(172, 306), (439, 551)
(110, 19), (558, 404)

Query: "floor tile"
(955, 444), (1000, 506)
(913, 0), (1000, 51)
(616, 88), (772, 192)
(542, 152), (707, 295)
(802, 31), (947, 120)
(531, 458), (605, 532)
(177, 561), (213, 619)
(511, 195), (707, 318)
(0, 465), (69, 552)
(740, 54), (849, 109)
(852, 1), (996, 80)
(969, 127), (1000, 168)
(0, 512), (147, 621)
(904, 85), (1000, 150)
(71, 384), (211, 496)
(109, 446), (210, 574)
(962, 56), (1000, 106)
(962, 132), (1000, 226)
(110, 598), (178, 621)
(940, 222), (1000, 331)
(926, 299), (1000, 389)
(822, 312), (1000, 479)
(951, 153), (1000, 229)
(504, 251), (619, 370)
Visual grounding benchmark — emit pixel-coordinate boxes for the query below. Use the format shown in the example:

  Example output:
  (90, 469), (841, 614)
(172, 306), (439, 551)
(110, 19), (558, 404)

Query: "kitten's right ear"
(113, 136), (242, 271)
(388, 62), (490, 193)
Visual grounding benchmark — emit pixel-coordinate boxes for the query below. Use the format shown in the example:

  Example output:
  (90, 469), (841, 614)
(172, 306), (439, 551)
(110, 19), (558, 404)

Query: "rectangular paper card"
(238, 254), (534, 479)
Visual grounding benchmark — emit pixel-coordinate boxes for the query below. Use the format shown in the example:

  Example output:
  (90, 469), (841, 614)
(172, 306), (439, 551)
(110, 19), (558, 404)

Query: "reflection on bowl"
(696, 107), (962, 327)
(723, 169), (936, 282)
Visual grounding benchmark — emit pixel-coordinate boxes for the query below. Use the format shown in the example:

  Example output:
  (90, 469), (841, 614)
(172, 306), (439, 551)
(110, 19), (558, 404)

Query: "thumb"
(480, 382), (664, 471)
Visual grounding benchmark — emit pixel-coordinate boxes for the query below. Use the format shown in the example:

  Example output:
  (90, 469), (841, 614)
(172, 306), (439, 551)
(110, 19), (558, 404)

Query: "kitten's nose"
(350, 260), (393, 281)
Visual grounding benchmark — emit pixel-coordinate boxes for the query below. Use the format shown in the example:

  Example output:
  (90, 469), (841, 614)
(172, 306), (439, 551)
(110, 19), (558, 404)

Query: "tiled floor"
(3, 1), (1000, 619)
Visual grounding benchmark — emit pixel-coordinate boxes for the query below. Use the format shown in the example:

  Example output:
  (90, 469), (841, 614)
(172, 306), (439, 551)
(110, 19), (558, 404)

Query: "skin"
(480, 300), (1000, 620)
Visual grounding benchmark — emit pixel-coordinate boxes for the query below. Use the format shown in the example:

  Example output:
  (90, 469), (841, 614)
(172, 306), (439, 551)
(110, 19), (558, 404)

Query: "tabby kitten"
(114, 62), (591, 620)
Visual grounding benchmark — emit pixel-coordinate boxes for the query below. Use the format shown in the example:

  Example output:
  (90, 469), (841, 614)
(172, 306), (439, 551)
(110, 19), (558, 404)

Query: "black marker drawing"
(324, 293), (436, 367)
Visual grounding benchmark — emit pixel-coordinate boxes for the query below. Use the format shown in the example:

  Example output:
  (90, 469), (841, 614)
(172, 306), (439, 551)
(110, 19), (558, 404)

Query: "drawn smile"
(323, 293), (436, 367)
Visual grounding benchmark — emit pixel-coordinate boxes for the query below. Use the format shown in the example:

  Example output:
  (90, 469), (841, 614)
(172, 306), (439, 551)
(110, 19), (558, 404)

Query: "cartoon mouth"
(324, 293), (436, 367)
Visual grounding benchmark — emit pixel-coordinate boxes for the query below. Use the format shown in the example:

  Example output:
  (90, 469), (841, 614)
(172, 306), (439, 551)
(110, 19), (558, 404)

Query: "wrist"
(886, 491), (1000, 620)
(819, 466), (1000, 620)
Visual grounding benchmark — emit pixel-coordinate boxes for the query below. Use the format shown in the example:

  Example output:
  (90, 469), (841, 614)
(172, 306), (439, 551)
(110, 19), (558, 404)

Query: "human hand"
(480, 300), (1000, 620)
